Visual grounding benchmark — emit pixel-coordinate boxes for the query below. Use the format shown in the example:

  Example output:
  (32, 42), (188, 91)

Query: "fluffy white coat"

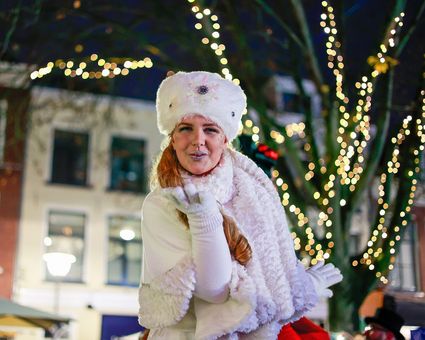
(138, 149), (318, 339)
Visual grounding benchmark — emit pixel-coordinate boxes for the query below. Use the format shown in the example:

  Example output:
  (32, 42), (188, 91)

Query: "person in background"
(138, 71), (343, 339)
(364, 306), (405, 340)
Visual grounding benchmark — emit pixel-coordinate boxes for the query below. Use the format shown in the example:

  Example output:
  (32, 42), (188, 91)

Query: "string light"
(297, 8), (414, 266)
(355, 90), (425, 284)
(319, 2), (351, 237)
(278, 177), (318, 256)
(30, 55), (153, 80)
(285, 122), (306, 138)
(320, 2), (347, 104)
(324, 8), (405, 196)
(187, 0), (238, 84)
(359, 117), (412, 265)
(340, 12), (405, 193)
(26, 2), (422, 276)
(316, 5), (409, 263)
(188, 0), (264, 143)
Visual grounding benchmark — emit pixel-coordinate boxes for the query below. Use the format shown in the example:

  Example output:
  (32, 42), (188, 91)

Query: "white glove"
(306, 261), (343, 298)
(163, 183), (231, 303)
(163, 183), (222, 233)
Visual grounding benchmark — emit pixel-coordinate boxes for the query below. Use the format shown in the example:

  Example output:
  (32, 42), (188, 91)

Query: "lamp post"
(43, 252), (76, 314)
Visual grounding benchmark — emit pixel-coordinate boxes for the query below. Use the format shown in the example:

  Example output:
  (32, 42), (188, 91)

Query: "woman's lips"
(189, 151), (208, 160)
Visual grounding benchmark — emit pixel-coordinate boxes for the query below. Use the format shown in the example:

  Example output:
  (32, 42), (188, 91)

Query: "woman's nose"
(192, 128), (206, 146)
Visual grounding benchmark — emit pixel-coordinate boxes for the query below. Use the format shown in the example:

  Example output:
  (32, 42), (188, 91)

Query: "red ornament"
(265, 149), (279, 160)
(258, 143), (268, 152)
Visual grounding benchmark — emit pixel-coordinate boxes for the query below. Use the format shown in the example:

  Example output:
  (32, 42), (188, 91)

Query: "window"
(264, 76), (320, 118)
(109, 136), (146, 193)
(44, 210), (85, 282)
(107, 215), (142, 286)
(349, 233), (360, 256)
(51, 129), (89, 186)
(389, 222), (418, 291)
(0, 99), (7, 164)
(282, 92), (312, 114)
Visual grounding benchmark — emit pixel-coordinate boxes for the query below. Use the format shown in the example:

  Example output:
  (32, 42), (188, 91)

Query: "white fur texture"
(156, 71), (246, 141)
(138, 255), (195, 329)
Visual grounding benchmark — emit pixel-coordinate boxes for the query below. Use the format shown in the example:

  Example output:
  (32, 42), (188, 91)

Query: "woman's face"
(172, 115), (227, 175)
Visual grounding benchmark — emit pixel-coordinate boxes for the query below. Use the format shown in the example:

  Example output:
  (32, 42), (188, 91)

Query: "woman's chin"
(186, 167), (210, 176)
(183, 163), (215, 176)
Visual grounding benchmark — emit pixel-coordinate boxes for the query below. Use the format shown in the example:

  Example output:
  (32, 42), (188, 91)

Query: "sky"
(0, 0), (423, 105)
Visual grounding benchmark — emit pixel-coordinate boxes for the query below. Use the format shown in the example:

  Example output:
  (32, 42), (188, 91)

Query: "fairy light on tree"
(186, 0), (266, 143)
(356, 117), (413, 278)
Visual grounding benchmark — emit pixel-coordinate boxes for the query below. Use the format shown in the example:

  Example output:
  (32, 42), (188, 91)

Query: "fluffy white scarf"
(183, 148), (318, 337)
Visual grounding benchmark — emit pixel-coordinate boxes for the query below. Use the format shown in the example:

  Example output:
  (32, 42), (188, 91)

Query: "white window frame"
(42, 205), (89, 283)
(104, 211), (142, 286)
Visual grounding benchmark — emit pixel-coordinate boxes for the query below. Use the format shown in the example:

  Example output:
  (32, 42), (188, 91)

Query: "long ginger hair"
(151, 141), (252, 266)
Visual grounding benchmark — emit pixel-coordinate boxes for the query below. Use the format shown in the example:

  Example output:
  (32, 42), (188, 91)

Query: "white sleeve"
(138, 190), (232, 329)
(141, 192), (192, 283)
(139, 191), (195, 329)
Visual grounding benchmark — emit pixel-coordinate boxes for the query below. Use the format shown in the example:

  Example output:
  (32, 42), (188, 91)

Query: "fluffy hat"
(156, 71), (246, 141)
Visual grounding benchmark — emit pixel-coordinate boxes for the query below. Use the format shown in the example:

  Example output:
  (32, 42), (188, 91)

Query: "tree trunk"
(328, 281), (359, 332)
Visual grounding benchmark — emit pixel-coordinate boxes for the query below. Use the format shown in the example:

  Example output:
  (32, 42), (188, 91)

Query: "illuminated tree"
(1, 0), (424, 331)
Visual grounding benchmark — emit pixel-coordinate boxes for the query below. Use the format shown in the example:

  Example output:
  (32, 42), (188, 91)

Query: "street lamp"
(43, 252), (76, 314)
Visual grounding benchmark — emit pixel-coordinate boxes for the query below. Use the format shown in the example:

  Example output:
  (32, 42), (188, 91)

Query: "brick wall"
(0, 87), (30, 298)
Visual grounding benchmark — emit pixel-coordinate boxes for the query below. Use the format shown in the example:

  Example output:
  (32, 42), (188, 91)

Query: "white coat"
(138, 149), (318, 339)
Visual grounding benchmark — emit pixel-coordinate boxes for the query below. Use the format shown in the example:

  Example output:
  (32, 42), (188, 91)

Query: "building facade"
(14, 87), (162, 339)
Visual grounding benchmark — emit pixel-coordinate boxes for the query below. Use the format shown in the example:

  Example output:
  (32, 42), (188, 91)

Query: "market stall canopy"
(0, 298), (71, 330)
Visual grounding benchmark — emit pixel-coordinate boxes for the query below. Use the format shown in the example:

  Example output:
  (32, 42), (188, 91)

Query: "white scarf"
(182, 148), (317, 335)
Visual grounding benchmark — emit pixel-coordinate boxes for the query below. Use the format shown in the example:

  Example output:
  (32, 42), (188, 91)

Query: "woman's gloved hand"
(163, 183), (222, 232)
(163, 183), (230, 303)
(306, 261), (343, 298)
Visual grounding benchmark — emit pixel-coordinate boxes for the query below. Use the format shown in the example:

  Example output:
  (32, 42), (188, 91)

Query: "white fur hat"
(156, 71), (246, 141)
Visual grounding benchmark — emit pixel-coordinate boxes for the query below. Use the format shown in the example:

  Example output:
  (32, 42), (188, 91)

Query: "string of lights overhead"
(30, 54), (153, 80)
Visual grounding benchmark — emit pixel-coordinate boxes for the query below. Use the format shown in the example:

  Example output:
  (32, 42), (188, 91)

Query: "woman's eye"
(205, 127), (219, 134)
(178, 126), (192, 132)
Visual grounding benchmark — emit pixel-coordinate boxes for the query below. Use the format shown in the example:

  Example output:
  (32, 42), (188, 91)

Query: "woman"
(138, 71), (342, 339)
